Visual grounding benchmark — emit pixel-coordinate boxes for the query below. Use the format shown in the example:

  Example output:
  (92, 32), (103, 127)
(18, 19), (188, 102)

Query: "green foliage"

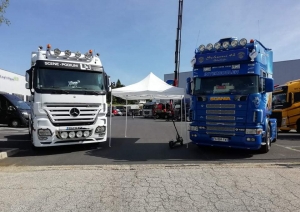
(107, 79), (126, 104)
(0, 0), (10, 26)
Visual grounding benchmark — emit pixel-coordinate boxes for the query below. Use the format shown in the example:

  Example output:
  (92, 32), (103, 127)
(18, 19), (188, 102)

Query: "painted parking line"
(274, 144), (300, 152)
(0, 139), (30, 141)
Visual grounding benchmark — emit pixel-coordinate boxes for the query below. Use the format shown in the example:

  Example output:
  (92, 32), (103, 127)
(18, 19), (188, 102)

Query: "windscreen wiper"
(51, 89), (69, 94)
(84, 90), (101, 95)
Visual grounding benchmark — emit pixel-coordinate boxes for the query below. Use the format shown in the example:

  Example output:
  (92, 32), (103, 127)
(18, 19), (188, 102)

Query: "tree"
(0, 0), (10, 26)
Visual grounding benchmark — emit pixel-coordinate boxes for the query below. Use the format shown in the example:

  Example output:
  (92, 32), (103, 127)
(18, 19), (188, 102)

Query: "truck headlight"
(239, 38), (247, 46)
(38, 129), (52, 136)
(198, 45), (205, 52)
(95, 126), (106, 133)
(246, 129), (262, 135)
(189, 126), (198, 131)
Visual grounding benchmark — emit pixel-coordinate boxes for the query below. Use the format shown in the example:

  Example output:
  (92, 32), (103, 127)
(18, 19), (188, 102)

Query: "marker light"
(89, 49), (93, 54)
(83, 131), (90, 137)
(222, 41), (230, 49)
(54, 48), (61, 56)
(239, 38), (247, 46)
(214, 42), (221, 50)
(231, 40), (238, 47)
(206, 43), (213, 51)
(250, 39), (254, 43)
(68, 131), (75, 138)
(76, 131), (83, 138)
(47, 44), (51, 49)
(65, 50), (71, 57)
(198, 45), (205, 52)
(75, 51), (81, 58)
(61, 132), (68, 139)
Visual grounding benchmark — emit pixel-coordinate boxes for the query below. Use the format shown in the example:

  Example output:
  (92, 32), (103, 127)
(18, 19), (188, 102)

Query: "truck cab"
(271, 80), (300, 132)
(186, 37), (277, 153)
(26, 44), (110, 148)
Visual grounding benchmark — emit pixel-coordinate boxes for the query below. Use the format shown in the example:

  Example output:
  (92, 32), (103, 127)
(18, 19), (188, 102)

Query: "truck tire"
(297, 120), (300, 133)
(260, 125), (271, 153)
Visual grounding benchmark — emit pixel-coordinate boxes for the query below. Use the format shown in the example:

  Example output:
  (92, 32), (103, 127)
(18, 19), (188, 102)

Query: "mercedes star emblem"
(70, 108), (80, 117)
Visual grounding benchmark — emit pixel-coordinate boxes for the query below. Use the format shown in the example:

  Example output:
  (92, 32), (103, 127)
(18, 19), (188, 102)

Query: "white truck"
(25, 44), (111, 148)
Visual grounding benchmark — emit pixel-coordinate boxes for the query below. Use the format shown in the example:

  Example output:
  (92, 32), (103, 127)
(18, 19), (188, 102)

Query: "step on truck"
(186, 37), (277, 153)
(25, 44), (111, 148)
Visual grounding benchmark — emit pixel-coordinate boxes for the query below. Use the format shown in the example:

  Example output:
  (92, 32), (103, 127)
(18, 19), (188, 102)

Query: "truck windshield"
(143, 105), (154, 109)
(193, 75), (259, 95)
(36, 68), (105, 91)
(272, 92), (287, 109)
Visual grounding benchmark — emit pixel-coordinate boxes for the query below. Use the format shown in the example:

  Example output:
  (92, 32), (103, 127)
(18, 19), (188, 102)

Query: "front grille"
(207, 126), (235, 131)
(206, 104), (235, 109)
(206, 122), (235, 126)
(206, 115), (235, 121)
(44, 103), (101, 126)
(144, 111), (149, 114)
(206, 110), (235, 115)
(270, 111), (282, 127)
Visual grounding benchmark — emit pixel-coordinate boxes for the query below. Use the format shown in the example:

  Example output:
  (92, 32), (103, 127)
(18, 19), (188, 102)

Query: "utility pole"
(173, 0), (183, 87)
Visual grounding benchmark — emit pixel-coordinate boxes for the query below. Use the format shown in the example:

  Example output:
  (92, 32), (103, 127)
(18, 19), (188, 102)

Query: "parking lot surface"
(0, 117), (299, 166)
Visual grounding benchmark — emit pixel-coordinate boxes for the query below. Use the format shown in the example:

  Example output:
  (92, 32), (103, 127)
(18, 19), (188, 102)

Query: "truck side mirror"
(264, 78), (274, 93)
(186, 77), (191, 95)
(25, 69), (32, 89)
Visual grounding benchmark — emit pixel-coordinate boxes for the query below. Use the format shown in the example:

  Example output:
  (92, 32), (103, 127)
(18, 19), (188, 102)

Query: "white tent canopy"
(112, 72), (185, 100)
(109, 72), (187, 147)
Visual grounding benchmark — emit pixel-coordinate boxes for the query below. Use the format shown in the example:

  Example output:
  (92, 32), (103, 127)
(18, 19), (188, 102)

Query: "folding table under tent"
(109, 72), (188, 147)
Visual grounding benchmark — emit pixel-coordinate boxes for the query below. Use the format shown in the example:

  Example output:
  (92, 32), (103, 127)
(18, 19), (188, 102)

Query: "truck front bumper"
(31, 117), (107, 147)
(189, 132), (263, 150)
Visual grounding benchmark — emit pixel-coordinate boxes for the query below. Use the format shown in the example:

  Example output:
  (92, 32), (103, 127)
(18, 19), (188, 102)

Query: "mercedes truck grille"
(44, 103), (101, 126)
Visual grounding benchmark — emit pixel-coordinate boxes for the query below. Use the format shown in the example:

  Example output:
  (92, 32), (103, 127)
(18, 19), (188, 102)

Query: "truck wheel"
(260, 125), (271, 153)
(297, 121), (300, 133)
(10, 119), (20, 128)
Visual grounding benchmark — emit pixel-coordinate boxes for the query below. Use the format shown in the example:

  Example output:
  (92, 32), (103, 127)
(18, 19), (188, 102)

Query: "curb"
(0, 148), (19, 160)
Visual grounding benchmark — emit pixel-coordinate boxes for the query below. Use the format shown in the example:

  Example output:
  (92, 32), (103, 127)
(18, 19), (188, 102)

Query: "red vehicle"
(154, 103), (174, 119)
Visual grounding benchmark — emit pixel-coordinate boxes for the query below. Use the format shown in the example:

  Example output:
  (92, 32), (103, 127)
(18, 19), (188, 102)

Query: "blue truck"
(186, 37), (277, 153)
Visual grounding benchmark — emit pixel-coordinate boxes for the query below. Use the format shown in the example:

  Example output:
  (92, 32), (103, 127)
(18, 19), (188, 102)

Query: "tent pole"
(109, 95), (113, 147)
(125, 98), (127, 137)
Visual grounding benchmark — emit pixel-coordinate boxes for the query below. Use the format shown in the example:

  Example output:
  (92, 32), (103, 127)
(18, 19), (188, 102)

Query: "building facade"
(0, 68), (30, 101)
(164, 59), (300, 90)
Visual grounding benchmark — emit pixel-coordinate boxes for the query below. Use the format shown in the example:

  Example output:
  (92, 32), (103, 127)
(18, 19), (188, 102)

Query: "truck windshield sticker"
(68, 80), (80, 88)
(204, 70), (239, 76)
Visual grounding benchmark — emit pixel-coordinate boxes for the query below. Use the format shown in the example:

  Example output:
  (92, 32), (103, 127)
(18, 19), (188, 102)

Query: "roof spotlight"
(54, 48), (61, 56)
(239, 38), (247, 46)
(206, 43), (213, 51)
(65, 50), (71, 57)
(198, 45), (205, 52)
(222, 41), (230, 49)
(75, 51), (81, 58)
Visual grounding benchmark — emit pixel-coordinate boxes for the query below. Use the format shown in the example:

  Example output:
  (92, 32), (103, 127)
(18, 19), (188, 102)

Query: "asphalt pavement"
(0, 117), (300, 166)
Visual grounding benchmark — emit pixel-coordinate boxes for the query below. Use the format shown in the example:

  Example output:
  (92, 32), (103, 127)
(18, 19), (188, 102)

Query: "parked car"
(116, 109), (123, 116)
(0, 93), (30, 127)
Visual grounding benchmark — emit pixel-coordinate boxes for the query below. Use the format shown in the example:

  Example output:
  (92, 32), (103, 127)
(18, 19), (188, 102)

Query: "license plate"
(212, 137), (228, 142)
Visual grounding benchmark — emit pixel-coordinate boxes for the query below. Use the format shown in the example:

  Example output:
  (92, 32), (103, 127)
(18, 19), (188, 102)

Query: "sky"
(1, 0), (300, 86)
